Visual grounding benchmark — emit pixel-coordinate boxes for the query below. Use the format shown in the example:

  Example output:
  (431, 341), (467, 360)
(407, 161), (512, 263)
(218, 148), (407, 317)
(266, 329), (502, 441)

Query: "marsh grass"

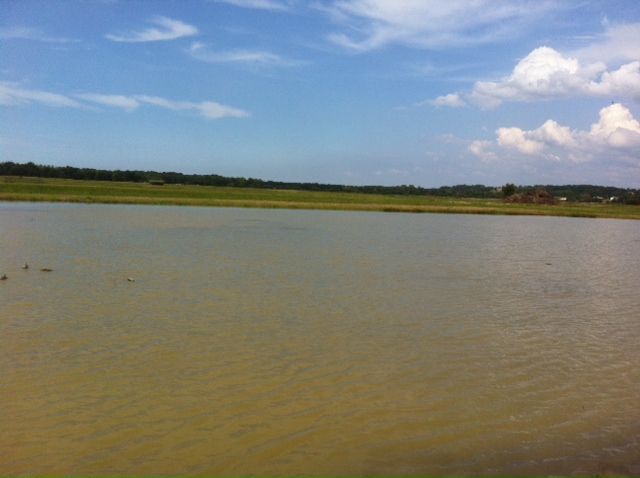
(1, 177), (638, 219)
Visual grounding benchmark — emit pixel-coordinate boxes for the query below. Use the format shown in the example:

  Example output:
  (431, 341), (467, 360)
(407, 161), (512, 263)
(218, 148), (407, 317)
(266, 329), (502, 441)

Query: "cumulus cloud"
(494, 119), (576, 157)
(321, 0), (557, 51)
(452, 44), (640, 108)
(106, 16), (198, 42)
(434, 21), (640, 110)
(188, 42), (302, 67)
(586, 61), (640, 100)
(589, 103), (640, 148)
(534, 119), (576, 148)
(470, 47), (585, 107)
(0, 83), (249, 120)
(496, 127), (545, 155)
(429, 93), (466, 108)
(469, 103), (640, 163)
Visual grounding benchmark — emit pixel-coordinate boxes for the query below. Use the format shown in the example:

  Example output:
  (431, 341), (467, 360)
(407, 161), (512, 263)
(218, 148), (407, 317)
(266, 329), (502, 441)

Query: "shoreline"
(1, 177), (639, 219)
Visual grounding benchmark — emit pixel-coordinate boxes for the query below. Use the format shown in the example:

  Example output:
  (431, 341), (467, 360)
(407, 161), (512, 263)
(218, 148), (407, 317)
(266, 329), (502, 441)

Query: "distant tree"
(579, 193), (592, 202)
(502, 183), (517, 197)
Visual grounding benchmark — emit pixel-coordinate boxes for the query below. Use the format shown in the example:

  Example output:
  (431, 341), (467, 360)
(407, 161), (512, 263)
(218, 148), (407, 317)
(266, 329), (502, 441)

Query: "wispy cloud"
(0, 83), (249, 120)
(212, 0), (292, 11)
(0, 82), (84, 108)
(75, 93), (140, 111)
(105, 16), (198, 42)
(188, 41), (303, 67)
(320, 0), (559, 51)
(469, 103), (640, 164)
(571, 22), (640, 64)
(134, 95), (250, 119)
(0, 26), (79, 43)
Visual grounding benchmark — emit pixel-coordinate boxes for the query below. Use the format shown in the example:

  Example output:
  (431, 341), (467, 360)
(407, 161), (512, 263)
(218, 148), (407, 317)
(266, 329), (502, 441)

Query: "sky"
(1, 0), (640, 188)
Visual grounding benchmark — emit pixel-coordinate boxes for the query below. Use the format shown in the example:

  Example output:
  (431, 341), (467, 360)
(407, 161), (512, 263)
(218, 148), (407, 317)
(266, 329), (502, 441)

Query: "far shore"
(2, 177), (639, 220)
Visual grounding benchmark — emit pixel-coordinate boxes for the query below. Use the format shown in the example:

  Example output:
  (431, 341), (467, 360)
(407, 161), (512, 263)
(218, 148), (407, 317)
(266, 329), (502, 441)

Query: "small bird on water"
(1, 273), (7, 280)
(127, 277), (135, 282)
(22, 263), (29, 269)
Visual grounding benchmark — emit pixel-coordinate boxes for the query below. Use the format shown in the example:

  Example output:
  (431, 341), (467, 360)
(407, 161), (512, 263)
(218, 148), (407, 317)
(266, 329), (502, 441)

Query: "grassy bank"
(1, 176), (639, 219)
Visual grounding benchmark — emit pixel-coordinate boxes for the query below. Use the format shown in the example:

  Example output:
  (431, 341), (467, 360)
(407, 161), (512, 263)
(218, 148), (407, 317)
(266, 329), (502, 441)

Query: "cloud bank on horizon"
(1, 0), (639, 188)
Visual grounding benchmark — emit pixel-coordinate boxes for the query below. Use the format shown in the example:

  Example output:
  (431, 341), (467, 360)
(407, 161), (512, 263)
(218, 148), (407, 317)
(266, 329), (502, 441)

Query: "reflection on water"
(2, 203), (640, 476)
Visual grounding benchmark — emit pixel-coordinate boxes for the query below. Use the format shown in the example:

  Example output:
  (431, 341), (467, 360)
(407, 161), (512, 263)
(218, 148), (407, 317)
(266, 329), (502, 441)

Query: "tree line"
(1, 161), (638, 203)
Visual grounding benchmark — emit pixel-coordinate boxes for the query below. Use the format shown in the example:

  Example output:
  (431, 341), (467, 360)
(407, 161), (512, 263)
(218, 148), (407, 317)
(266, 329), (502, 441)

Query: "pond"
(2, 203), (639, 476)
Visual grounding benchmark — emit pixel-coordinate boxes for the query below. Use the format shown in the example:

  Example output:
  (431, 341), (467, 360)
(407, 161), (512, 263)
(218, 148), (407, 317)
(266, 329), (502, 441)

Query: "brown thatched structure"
(503, 189), (558, 205)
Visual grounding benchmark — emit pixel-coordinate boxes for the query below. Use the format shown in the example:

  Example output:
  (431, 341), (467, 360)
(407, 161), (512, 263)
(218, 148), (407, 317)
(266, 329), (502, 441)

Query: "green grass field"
(1, 176), (639, 219)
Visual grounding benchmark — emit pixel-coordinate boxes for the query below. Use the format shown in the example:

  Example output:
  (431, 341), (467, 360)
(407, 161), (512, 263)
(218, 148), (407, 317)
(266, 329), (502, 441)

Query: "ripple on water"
(2, 206), (640, 476)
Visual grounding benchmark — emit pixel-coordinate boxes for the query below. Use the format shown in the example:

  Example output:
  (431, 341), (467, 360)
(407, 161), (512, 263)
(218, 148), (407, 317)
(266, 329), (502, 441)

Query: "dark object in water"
(40, 268), (53, 272)
(22, 263), (29, 269)
(1, 273), (7, 280)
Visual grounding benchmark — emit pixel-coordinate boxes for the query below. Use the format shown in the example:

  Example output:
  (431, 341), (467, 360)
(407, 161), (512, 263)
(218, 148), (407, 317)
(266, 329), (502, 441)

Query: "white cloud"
(106, 16), (198, 42)
(469, 103), (640, 164)
(496, 127), (545, 155)
(75, 94), (140, 111)
(0, 26), (79, 43)
(321, 0), (558, 51)
(134, 95), (250, 119)
(436, 23), (640, 109)
(212, 0), (291, 10)
(198, 101), (251, 119)
(468, 140), (497, 162)
(586, 61), (640, 101)
(589, 103), (640, 148)
(0, 83), (249, 120)
(429, 93), (466, 108)
(534, 120), (576, 148)
(467, 46), (640, 108)
(133, 95), (188, 110)
(0, 82), (84, 108)
(572, 23), (640, 64)
(188, 42), (302, 67)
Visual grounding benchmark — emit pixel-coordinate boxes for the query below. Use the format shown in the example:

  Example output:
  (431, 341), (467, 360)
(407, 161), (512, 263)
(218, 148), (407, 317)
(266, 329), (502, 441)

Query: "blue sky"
(1, 0), (639, 188)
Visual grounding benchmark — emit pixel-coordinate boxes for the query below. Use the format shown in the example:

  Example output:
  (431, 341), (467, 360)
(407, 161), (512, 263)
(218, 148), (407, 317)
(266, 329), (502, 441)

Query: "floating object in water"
(40, 268), (53, 272)
(1, 273), (7, 280)
(22, 263), (29, 269)
(127, 277), (135, 282)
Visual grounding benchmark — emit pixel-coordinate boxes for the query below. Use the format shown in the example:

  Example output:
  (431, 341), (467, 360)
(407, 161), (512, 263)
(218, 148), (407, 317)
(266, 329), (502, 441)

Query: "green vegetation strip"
(1, 177), (639, 219)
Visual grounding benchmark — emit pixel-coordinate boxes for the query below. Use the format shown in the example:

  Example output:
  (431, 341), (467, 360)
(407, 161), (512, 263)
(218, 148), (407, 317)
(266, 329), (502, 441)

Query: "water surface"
(2, 203), (639, 476)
